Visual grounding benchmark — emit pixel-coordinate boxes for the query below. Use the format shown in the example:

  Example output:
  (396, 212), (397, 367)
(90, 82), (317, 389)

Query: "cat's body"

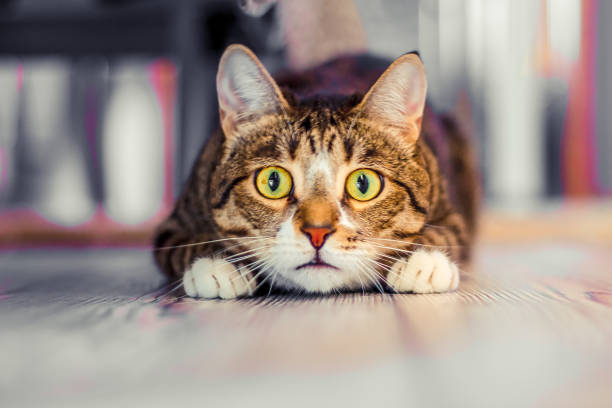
(153, 49), (478, 298)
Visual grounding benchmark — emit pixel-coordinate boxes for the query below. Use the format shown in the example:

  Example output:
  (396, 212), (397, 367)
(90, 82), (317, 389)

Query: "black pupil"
(268, 171), (280, 191)
(357, 173), (369, 194)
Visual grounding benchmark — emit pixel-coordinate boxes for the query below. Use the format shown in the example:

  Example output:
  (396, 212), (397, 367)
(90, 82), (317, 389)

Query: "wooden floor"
(1, 202), (612, 407)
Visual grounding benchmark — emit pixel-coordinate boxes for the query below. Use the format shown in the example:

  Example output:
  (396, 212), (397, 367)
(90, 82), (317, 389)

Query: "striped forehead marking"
(306, 153), (334, 187)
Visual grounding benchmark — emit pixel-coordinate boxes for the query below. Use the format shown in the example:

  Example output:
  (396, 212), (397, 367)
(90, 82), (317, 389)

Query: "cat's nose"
(301, 225), (334, 249)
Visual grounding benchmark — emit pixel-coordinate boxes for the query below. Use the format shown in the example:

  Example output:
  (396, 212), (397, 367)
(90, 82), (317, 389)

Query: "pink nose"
(301, 226), (333, 249)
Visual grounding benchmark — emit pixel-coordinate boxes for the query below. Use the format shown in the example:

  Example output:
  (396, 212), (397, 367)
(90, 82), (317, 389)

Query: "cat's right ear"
(355, 53), (427, 143)
(216, 44), (289, 137)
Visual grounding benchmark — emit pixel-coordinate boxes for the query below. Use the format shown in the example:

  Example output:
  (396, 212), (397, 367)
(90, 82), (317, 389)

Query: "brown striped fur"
(153, 45), (479, 295)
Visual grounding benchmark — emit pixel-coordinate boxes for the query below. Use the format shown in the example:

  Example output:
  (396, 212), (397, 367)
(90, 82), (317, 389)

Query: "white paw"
(387, 250), (459, 293)
(182, 258), (255, 299)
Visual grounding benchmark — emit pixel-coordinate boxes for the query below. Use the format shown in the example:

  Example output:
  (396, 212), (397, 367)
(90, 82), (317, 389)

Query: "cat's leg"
(183, 258), (256, 299)
(153, 220), (258, 299)
(387, 250), (459, 294)
(385, 210), (467, 293)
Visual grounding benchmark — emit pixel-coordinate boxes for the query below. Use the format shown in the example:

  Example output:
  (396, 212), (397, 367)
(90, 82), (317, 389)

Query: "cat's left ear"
(355, 53), (427, 143)
(216, 44), (290, 136)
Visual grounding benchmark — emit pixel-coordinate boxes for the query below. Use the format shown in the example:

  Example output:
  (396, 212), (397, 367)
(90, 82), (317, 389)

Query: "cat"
(152, 42), (479, 299)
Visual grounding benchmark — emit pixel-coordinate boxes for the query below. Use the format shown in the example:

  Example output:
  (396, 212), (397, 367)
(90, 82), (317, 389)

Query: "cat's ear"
(356, 53), (427, 142)
(216, 44), (289, 136)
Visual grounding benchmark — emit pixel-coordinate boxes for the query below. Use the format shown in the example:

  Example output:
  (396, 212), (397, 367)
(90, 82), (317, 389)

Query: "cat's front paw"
(183, 258), (255, 299)
(387, 250), (459, 293)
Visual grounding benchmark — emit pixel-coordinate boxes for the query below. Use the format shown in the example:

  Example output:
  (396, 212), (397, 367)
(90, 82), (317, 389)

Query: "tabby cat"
(153, 43), (478, 298)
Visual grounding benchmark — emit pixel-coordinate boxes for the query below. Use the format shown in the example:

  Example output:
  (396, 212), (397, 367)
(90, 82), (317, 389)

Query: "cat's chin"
(272, 266), (365, 294)
(295, 264), (340, 273)
(296, 261), (339, 271)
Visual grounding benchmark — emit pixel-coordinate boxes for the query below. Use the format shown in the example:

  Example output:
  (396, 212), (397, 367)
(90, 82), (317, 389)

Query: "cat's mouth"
(296, 254), (339, 270)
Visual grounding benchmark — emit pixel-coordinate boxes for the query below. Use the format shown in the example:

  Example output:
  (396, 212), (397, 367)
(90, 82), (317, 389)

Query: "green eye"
(346, 169), (382, 201)
(255, 166), (293, 199)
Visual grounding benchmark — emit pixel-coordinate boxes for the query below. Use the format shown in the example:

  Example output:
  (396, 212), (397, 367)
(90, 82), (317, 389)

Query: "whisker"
(359, 257), (401, 295)
(376, 253), (410, 265)
(266, 269), (279, 298)
(134, 279), (180, 301)
(153, 236), (273, 251)
(223, 246), (270, 263)
(362, 268), (386, 295)
(422, 223), (452, 230)
(356, 259), (385, 295)
(212, 237), (272, 257)
(368, 258), (404, 282)
(151, 280), (184, 302)
(235, 258), (272, 296)
(251, 264), (277, 294)
(231, 258), (268, 282)
(355, 264), (376, 292)
(174, 294), (190, 301)
(355, 269), (366, 296)
(223, 251), (269, 266)
(362, 258), (398, 293)
(364, 242), (417, 256)
(365, 257), (393, 272)
(364, 236), (463, 249)
(241, 260), (273, 288)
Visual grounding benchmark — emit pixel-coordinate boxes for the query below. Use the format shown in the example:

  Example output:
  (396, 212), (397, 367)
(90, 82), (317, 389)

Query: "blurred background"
(0, 0), (609, 247)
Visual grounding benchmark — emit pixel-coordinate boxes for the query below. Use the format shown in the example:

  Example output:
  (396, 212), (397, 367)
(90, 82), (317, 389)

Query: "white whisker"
(232, 258), (268, 281)
(150, 280), (184, 302)
(422, 223), (452, 230)
(364, 242), (418, 256)
(364, 236), (462, 249)
(355, 268), (366, 295)
(213, 237), (272, 256)
(356, 259), (385, 294)
(364, 257), (393, 272)
(242, 259), (274, 289)
(266, 269), (279, 298)
(223, 251), (270, 266)
(251, 263), (276, 294)
(153, 236), (273, 251)
(223, 245), (271, 263)
(374, 252), (409, 265)
(363, 259), (396, 292)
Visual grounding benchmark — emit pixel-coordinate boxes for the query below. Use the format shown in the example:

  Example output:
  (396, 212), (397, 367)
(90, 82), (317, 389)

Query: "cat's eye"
(255, 166), (293, 199)
(346, 169), (383, 201)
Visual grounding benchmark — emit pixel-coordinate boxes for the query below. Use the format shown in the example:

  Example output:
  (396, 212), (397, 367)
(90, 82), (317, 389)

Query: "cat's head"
(209, 44), (430, 293)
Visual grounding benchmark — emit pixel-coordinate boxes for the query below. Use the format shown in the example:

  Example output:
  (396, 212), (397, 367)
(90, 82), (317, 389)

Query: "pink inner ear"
(363, 58), (427, 128)
(217, 48), (285, 124)
(220, 75), (247, 114)
(393, 63), (426, 118)
(405, 101), (421, 118)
